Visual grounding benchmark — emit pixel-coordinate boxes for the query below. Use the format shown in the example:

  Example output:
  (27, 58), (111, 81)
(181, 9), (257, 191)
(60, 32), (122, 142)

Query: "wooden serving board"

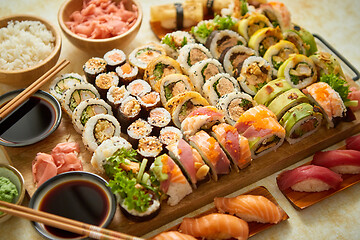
(4, 79), (360, 237)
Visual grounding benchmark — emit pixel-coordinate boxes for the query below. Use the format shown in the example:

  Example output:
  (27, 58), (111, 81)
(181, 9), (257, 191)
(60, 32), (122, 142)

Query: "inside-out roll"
(237, 12), (273, 41)
(248, 27), (283, 57)
(309, 52), (346, 80)
(160, 31), (196, 59)
(177, 43), (212, 74)
(129, 42), (166, 73)
(283, 25), (317, 56)
(253, 78), (292, 106)
(259, 2), (291, 31)
(159, 73), (195, 106)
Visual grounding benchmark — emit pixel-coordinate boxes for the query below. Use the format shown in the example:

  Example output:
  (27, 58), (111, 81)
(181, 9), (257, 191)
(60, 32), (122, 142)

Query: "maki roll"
(211, 123), (252, 170)
(127, 119), (153, 148)
(219, 45), (256, 78)
(177, 43), (212, 74)
(216, 91), (255, 126)
(303, 82), (347, 128)
(160, 31), (196, 58)
(159, 73), (195, 106)
(202, 73), (241, 105)
(283, 25), (317, 56)
(115, 63), (139, 85)
(83, 57), (107, 84)
(144, 56), (182, 92)
(189, 58), (224, 93)
(279, 103), (323, 144)
(147, 107), (172, 134)
(159, 126), (183, 146)
(72, 98), (113, 134)
(116, 95), (141, 131)
(167, 139), (210, 188)
(106, 85), (130, 110)
(165, 91), (209, 128)
(128, 42), (166, 74)
(137, 136), (163, 160)
(236, 12), (273, 41)
(82, 113), (121, 152)
(248, 27), (283, 57)
(259, 1), (291, 31)
(189, 130), (231, 181)
(137, 91), (161, 113)
(205, 30), (247, 59)
(94, 72), (119, 99)
(150, 154), (193, 206)
(49, 73), (85, 102)
(62, 83), (100, 117)
(309, 52), (346, 80)
(263, 40), (299, 77)
(103, 48), (126, 72)
(126, 79), (152, 97)
(237, 56), (272, 95)
(267, 88), (309, 120)
(235, 105), (285, 159)
(253, 78), (292, 106)
(90, 136), (132, 172)
(277, 54), (317, 89)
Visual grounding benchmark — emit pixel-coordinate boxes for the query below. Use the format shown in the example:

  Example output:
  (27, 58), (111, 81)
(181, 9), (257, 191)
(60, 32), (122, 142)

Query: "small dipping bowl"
(29, 171), (117, 240)
(0, 89), (62, 147)
(0, 163), (26, 223)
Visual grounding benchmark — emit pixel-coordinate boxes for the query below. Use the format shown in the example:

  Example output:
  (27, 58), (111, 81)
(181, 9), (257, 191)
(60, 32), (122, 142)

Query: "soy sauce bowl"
(29, 171), (117, 240)
(0, 89), (61, 147)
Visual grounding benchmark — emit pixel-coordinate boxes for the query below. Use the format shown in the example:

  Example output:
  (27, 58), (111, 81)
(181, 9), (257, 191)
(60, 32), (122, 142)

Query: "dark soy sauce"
(0, 96), (55, 143)
(39, 180), (110, 239)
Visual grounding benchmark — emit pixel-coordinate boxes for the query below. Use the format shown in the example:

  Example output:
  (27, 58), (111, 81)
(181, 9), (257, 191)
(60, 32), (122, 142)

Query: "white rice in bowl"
(0, 20), (55, 71)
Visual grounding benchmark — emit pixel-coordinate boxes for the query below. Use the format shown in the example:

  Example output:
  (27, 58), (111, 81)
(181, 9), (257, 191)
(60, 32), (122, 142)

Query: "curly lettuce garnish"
(191, 15), (236, 40)
(104, 148), (138, 178)
(213, 15), (236, 30)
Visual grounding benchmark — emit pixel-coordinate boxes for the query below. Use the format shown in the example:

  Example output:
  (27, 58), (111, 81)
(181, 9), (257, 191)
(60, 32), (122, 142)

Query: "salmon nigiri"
(152, 231), (197, 240)
(214, 195), (285, 224)
(179, 213), (249, 240)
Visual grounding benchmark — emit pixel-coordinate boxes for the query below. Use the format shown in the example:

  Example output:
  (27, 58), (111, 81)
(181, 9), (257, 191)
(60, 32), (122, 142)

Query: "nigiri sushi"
(179, 213), (249, 240)
(346, 134), (360, 151)
(277, 165), (343, 192)
(214, 194), (285, 224)
(312, 150), (360, 174)
(152, 231), (197, 240)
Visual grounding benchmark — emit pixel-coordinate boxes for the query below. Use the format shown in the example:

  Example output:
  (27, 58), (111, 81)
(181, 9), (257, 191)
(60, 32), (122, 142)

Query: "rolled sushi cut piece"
(137, 91), (161, 113)
(126, 79), (152, 97)
(248, 27), (283, 57)
(277, 165), (343, 192)
(279, 103), (323, 144)
(49, 72), (85, 102)
(82, 57), (107, 84)
(72, 98), (113, 134)
(103, 48), (126, 72)
(106, 85), (130, 110)
(159, 73), (195, 106)
(259, 1), (291, 31)
(216, 91), (256, 126)
(116, 95), (142, 131)
(303, 82), (347, 128)
(165, 91), (209, 128)
(237, 56), (272, 95)
(253, 78), (292, 106)
(137, 136), (163, 160)
(219, 45), (256, 78)
(82, 113), (121, 152)
(160, 31), (196, 59)
(312, 149), (360, 174)
(236, 12), (273, 41)
(62, 82), (100, 117)
(211, 123), (252, 171)
(189, 130), (231, 181)
(94, 72), (119, 99)
(127, 118), (153, 148)
(147, 107), (172, 131)
(202, 73), (241, 106)
(283, 25), (317, 56)
(235, 105), (285, 159)
(177, 43), (212, 74)
(205, 30), (247, 59)
(144, 55), (182, 92)
(263, 40), (299, 77)
(167, 139), (210, 188)
(189, 58), (224, 94)
(309, 52), (346, 80)
(159, 126), (183, 146)
(150, 154), (193, 206)
(115, 62), (139, 85)
(267, 88), (309, 120)
(181, 106), (225, 139)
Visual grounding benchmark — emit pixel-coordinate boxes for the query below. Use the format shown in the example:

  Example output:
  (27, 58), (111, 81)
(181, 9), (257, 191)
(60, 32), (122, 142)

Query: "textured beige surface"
(0, 0), (360, 239)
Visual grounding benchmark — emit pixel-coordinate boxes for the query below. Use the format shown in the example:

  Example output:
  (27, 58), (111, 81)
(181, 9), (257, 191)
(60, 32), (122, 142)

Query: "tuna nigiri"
(346, 134), (360, 151)
(312, 150), (360, 174)
(277, 165), (343, 192)
(179, 213), (249, 240)
(152, 231), (197, 240)
(214, 195), (285, 224)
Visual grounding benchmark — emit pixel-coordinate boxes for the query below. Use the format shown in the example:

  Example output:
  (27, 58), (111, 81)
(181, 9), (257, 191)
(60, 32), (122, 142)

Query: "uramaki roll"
(177, 43), (212, 75)
(259, 1), (292, 31)
(253, 78), (292, 106)
(283, 25), (317, 56)
(160, 31), (196, 58)
(248, 27), (283, 57)
(237, 12), (273, 41)
(309, 52), (346, 80)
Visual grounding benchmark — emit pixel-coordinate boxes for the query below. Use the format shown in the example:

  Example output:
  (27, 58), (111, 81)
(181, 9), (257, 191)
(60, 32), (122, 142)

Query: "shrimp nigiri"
(152, 231), (197, 240)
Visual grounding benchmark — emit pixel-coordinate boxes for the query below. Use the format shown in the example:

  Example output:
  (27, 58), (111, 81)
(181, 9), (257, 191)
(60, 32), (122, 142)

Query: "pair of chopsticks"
(0, 59), (70, 121)
(0, 200), (145, 240)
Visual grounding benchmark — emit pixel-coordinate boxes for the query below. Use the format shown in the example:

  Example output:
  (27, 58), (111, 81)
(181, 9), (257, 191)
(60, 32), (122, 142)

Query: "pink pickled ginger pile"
(65, 0), (138, 39)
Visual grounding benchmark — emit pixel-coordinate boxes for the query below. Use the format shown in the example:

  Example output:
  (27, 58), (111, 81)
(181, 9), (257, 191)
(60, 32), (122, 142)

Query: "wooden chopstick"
(0, 59), (70, 121)
(0, 200), (144, 240)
